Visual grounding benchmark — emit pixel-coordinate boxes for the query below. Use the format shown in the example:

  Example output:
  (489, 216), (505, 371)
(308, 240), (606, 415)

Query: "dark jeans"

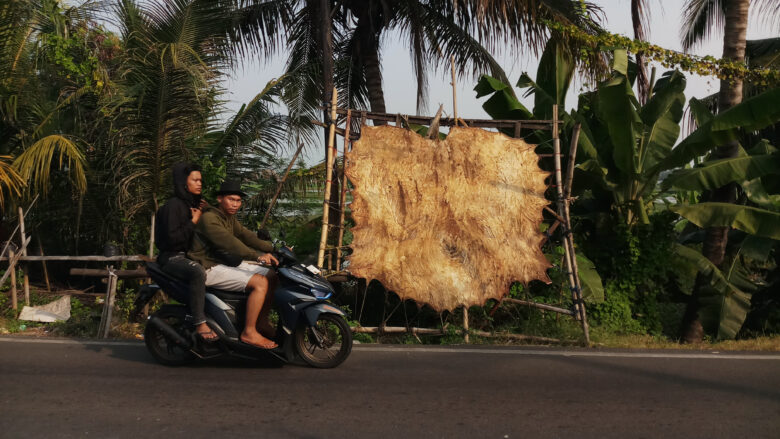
(160, 254), (208, 325)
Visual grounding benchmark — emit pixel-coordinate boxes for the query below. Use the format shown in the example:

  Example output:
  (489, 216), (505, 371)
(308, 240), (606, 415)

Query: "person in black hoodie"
(154, 162), (216, 341)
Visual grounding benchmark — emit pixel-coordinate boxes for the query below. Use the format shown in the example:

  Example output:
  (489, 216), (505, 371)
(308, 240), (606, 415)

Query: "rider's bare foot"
(240, 329), (277, 349)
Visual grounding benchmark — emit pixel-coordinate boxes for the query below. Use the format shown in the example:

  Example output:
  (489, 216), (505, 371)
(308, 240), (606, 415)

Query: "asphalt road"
(0, 337), (778, 439)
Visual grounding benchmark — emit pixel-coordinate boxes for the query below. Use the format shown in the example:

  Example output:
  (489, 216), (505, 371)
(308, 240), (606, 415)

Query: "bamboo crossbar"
(321, 107), (560, 131)
(70, 268), (148, 278)
(0, 255), (149, 262)
(503, 298), (574, 315)
(352, 326), (560, 343)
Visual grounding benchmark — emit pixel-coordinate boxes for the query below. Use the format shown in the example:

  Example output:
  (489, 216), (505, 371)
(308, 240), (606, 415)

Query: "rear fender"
(302, 303), (347, 327)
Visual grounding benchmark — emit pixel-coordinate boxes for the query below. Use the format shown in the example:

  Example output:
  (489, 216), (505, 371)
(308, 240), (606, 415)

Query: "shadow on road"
(79, 341), (288, 369)
(548, 355), (780, 403)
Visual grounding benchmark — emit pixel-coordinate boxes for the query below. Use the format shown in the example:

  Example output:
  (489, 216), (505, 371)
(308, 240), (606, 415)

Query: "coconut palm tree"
(109, 0), (291, 218)
(285, 0), (604, 119)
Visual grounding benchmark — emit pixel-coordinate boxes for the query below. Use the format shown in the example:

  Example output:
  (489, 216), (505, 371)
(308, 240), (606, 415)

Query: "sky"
(223, 0), (778, 164)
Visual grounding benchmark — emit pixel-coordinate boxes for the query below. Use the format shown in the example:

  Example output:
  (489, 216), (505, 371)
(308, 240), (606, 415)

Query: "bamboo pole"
(552, 106), (590, 344)
(18, 206), (30, 306)
(564, 124), (582, 200)
(148, 214), (155, 258)
(324, 107), (560, 131)
(563, 125), (590, 342)
(451, 55), (458, 125)
(0, 255), (148, 262)
(260, 142), (306, 229)
(99, 268), (118, 339)
(317, 87), (339, 269)
(9, 249), (17, 313)
(70, 268), (149, 278)
(335, 110), (352, 270)
(552, 107), (580, 321)
(37, 239), (51, 292)
(351, 326), (560, 343)
(0, 235), (30, 287)
(0, 195), (38, 260)
(463, 307), (469, 343)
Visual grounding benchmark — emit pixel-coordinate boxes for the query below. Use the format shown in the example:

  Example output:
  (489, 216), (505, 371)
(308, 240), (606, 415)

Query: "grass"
(2, 285), (778, 351)
(589, 329), (780, 351)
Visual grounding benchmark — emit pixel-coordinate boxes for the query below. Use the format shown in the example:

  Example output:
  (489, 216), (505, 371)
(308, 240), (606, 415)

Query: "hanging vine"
(546, 21), (780, 85)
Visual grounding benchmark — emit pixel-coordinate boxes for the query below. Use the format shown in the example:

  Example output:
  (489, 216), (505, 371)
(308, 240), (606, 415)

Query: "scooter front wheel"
(294, 313), (352, 368)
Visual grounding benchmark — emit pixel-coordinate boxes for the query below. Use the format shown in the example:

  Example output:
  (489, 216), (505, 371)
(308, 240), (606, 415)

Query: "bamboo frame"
(335, 110), (352, 270)
(317, 88), (339, 269)
(316, 104), (591, 344)
(18, 206), (30, 306)
(352, 326), (560, 344)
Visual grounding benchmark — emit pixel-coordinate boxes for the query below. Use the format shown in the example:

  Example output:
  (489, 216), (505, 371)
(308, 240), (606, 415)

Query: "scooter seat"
(206, 288), (247, 301)
(145, 262), (180, 285)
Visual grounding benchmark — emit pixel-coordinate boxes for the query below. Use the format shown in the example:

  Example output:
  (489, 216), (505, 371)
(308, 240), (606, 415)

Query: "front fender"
(302, 303), (347, 327)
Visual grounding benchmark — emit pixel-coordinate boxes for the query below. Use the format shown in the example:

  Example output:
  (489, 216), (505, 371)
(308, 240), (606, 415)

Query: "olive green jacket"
(188, 205), (274, 269)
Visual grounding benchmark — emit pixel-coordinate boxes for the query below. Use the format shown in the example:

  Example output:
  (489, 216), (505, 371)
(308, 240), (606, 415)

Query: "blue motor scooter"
(137, 245), (352, 368)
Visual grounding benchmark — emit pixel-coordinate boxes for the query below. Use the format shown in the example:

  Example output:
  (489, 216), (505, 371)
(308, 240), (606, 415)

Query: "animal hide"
(345, 126), (551, 311)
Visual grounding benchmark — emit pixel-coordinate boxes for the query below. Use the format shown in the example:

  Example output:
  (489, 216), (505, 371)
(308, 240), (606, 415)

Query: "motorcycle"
(135, 243), (352, 369)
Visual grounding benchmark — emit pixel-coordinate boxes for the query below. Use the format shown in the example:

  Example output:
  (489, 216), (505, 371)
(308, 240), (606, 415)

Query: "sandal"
(197, 328), (219, 342)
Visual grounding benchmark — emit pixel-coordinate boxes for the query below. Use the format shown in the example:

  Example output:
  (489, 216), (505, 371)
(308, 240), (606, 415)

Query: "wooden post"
(37, 239), (51, 292)
(99, 267), (119, 339)
(450, 55), (458, 125)
(260, 142), (306, 229)
(463, 306), (469, 343)
(317, 87), (339, 269)
(18, 206), (30, 306)
(336, 110), (352, 270)
(0, 195), (38, 260)
(9, 249), (17, 314)
(0, 235), (30, 288)
(148, 214), (155, 258)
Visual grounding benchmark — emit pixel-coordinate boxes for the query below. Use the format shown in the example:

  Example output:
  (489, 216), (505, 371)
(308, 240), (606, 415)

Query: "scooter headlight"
(311, 288), (332, 300)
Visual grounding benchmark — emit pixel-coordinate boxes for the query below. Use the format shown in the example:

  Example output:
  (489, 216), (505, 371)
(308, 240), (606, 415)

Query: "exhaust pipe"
(148, 316), (192, 349)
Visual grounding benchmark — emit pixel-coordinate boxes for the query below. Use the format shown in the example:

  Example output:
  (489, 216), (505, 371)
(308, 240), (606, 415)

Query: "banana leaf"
(663, 154), (780, 191)
(661, 88), (780, 171)
(674, 244), (752, 340)
(474, 75), (532, 121)
(638, 71), (686, 177)
(519, 39), (575, 120)
(672, 202), (780, 240)
(741, 178), (780, 210)
(597, 72), (640, 176)
(575, 252), (604, 303)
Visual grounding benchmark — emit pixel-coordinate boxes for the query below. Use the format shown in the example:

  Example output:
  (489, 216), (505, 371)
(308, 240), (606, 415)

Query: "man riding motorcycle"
(187, 180), (278, 349)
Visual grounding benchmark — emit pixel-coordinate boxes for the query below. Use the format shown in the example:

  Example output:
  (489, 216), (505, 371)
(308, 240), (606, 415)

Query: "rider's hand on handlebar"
(258, 253), (279, 266)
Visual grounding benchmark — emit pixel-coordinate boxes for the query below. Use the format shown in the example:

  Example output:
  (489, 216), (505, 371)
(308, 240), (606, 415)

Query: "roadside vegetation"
(0, 1), (778, 349)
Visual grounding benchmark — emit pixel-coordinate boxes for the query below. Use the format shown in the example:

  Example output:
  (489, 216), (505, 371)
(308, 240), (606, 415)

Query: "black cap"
(216, 180), (247, 197)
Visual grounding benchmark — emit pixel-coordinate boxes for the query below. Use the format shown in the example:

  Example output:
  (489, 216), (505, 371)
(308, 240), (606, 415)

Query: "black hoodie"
(155, 162), (203, 264)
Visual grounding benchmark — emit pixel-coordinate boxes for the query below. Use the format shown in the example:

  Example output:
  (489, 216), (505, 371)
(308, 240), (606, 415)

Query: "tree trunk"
(355, 6), (386, 125)
(682, 0), (748, 343)
(631, 0), (650, 104)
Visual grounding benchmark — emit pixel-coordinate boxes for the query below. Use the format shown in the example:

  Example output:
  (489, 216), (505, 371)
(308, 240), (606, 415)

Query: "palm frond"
(12, 134), (87, 197)
(0, 155), (26, 206)
(680, 0), (725, 52)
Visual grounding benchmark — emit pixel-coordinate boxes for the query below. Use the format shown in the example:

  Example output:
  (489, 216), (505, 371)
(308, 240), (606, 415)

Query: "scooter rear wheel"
(294, 313), (352, 368)
(144, 308), (196, 366)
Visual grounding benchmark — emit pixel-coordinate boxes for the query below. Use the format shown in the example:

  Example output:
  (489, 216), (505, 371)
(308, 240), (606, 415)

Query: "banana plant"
(661, 89), (780, 339)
